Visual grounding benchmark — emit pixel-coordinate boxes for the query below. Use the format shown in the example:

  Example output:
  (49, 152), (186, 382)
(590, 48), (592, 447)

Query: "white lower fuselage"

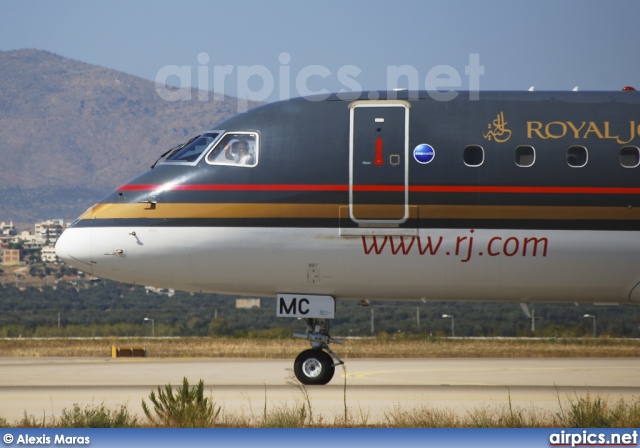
(55, 226), (640, 305)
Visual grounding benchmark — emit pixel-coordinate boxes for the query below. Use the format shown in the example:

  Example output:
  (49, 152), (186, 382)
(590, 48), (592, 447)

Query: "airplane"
(55, 88), (640, 385)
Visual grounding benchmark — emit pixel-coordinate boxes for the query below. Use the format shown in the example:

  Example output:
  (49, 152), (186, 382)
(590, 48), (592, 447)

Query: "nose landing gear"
(276, 294), (343, 385)
(293, 318), (344, 385)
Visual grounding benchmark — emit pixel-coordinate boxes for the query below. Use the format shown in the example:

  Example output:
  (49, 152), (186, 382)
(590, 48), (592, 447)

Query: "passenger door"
(349, 100), (409, 225)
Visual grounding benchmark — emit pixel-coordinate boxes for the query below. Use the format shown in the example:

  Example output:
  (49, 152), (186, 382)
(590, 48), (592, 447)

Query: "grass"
(556, 392), (640, 427)
(3, 388), (639, 428)
(15, 404), (139, 428)
(0, 336), (639, 358)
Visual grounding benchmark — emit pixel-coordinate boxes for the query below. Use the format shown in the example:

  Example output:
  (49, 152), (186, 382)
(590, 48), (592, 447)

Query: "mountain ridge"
(0, 49), (256, 222)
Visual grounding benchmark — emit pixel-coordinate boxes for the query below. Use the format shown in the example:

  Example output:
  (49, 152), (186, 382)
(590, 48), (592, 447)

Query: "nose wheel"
(294, 349), (335, 385)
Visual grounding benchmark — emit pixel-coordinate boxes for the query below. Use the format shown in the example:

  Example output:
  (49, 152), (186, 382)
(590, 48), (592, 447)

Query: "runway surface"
(0, 357), (638, 423)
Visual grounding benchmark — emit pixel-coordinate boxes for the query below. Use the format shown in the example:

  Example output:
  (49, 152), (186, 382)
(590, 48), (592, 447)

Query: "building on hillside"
(41, 245), (58, 263)
(58, 275), (78, 285)
(34, 219), (64, 245)
(236, 298), (261, 309)
(15, 230), (43, 250)
(2, 249), (21, 266)
(145, 286), (175, 297)
(0, 222), (17, 239)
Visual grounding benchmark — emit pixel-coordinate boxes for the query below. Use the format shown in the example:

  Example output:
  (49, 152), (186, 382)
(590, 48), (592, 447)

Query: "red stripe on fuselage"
(410, 185), (640, 194)
(118, 184), (349, 192)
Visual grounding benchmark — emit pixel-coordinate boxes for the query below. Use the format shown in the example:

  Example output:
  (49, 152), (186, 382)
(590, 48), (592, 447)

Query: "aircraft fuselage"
(56, 91), (640, 305)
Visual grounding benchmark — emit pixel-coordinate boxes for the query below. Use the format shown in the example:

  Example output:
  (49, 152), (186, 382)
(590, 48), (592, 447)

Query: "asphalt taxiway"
(0, 358), (638, 423)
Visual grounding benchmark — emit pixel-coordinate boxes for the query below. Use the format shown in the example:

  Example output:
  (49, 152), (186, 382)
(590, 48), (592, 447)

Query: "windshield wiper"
(150, 135), (201, 169)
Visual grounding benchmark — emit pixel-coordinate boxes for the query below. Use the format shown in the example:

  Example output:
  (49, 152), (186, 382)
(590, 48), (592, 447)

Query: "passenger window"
(566, 146), (588, 167)
(206, 132), (259, 167)
(463, 145), (484, 167)
(619, 146), (640, 168)
(515, 145), (535, 167)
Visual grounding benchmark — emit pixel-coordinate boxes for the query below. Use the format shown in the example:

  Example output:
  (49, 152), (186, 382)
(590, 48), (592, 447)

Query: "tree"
(208, 318), (234, 336)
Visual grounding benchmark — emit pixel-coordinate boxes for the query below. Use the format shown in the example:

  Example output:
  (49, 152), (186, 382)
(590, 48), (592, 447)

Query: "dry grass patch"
(341, 337), (640, 358)
(0, 336), (638, 358)
(6, 392), (640, 428)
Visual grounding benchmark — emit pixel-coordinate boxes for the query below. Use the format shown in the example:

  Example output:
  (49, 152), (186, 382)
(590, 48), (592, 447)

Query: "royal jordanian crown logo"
(483, 112), (512, 143)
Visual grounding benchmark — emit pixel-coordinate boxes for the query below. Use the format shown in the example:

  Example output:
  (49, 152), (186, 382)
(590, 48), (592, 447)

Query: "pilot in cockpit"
(224, 139), (254, 165)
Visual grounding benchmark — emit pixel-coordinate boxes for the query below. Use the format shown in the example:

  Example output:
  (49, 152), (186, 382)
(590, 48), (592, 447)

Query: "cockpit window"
(206, 132), (259, 167)
(165, 132), (219, 163)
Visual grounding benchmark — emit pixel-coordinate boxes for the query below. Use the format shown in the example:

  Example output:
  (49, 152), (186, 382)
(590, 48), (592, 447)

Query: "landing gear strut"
(293, 318), (344, 385)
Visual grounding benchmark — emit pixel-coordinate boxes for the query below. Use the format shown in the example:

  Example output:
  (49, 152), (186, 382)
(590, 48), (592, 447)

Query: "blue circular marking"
(414, 144), (435, 164)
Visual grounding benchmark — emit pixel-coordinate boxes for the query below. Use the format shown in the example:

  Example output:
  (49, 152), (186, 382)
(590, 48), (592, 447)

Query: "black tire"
(293, 349), (335, 385)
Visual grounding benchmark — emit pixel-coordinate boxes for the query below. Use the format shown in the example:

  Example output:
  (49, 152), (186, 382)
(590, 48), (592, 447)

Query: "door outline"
(349, 100), (410, 225)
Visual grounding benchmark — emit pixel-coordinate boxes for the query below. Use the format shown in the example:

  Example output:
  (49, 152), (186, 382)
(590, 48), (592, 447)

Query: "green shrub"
(563, 395), (640, 427)
(16, 412), (46, 428)
(261, 403), (308, 428)
(56, 403), (138, 428)
(142, 377), (220, 427)
(566, 395), (610, 427)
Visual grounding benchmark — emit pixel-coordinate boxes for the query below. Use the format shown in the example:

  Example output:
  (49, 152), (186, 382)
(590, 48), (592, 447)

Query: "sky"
(2, 0), (640, 102)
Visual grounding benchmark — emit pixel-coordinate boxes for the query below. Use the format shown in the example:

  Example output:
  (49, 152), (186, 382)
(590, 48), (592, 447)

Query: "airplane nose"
(55, 227), (94, 274)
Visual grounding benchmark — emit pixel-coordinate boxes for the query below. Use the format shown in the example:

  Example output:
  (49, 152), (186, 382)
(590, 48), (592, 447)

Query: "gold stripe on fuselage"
(79, 203), (640, 221)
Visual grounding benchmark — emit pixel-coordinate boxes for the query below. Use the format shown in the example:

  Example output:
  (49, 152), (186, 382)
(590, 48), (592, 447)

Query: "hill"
(0, 49), (256, 222)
